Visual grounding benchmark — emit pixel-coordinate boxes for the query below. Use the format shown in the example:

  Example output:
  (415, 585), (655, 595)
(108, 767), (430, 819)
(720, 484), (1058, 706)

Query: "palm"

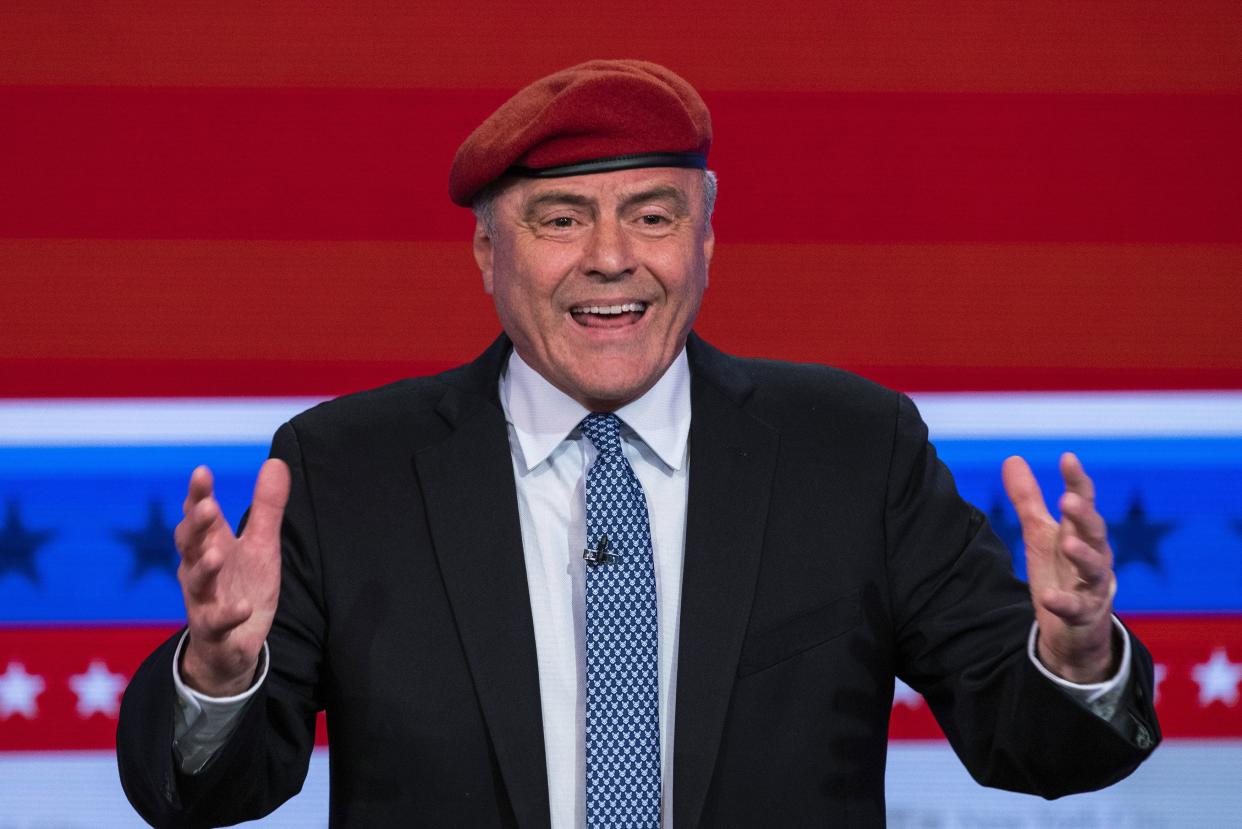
(1002, 453), (1116, 683)
(175, 459), (290, 695)
(198, 517), (279, 657)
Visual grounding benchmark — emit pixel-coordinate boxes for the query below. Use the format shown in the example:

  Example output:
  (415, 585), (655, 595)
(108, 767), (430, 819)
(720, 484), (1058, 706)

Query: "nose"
(580, 217), (637, 280)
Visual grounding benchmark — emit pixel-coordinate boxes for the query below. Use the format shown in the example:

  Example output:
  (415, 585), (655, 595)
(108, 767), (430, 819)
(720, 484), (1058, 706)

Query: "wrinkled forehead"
(497, 167), (706, 215)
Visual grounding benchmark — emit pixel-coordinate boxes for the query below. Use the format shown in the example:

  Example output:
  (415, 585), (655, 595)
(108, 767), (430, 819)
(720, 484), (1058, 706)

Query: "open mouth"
(569, 301), (647, 328)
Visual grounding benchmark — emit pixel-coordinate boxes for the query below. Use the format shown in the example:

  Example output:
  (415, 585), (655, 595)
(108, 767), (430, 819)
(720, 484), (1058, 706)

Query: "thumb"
(1001, 455), (1053, 528)
(241, 458), (291, 546)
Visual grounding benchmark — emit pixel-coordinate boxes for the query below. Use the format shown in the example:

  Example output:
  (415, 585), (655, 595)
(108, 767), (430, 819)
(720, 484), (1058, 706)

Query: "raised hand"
(174, 459), (291, 697)
(1002, 452), (1117, 684)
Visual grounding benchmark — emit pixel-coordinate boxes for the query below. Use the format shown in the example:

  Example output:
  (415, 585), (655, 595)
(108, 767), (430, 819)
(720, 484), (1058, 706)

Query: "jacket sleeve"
(885, 393), (1160, 798)
(116, 421), (326, 827)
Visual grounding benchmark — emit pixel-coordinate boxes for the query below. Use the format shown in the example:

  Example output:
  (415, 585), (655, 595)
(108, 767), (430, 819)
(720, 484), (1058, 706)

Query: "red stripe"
(2, 617), (1240, 750)
(695, 244), (1242, 379)
(3, 3), (1240, 92)
(3, 87), (1239, 243)
(0, 625), (328, 751)
(0, 625), (170, 751)
(5, 239), (1240, 393)
(889, 615), (1242, 740)
(0, 359), (455, 398)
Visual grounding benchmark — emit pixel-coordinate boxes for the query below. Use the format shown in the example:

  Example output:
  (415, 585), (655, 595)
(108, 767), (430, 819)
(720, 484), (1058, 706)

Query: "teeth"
(572, 302), (647, 315)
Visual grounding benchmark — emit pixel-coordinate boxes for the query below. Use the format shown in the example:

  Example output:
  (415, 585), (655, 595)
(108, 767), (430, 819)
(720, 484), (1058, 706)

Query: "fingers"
(1058, 452), (1109, 547)
(1057, 531), (1111, 587)
(183, 465), (214, 513)
(175, 489), (229, 566)
(1042, 453), (1115, 624)
(1052, 454), (1112, 584)
(173, 460), (287, 655)
(178, 541), (252, 637)
(1012, 453), (1118, 657)
(1059, 452), (1096, 504)
(1036, 525), (1114, 622)
(1005, 454), (1109, 548)
(180, 543), (224, 601)
(178, 465), (221, 561)
(1060, 491), (1109, 550)
(176, 459), (288, 578)
(1001, 455), (1054, 528)
(241, 459), (291, 547)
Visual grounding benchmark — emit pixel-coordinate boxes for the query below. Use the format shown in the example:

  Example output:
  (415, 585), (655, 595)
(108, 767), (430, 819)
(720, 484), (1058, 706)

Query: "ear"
(473, 219), (495, 295)
(702, 222), (715, 290)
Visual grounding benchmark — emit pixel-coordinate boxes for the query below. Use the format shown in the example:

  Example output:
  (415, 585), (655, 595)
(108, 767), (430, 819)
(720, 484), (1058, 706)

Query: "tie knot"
(579, 413), (623, 456)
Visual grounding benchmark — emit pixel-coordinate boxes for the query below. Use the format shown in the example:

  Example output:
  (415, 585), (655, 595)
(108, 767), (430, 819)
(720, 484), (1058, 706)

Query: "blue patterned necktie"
(579, 413), (661, 828)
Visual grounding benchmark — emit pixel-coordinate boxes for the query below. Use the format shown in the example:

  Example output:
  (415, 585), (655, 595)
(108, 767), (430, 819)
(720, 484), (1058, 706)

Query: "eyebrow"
(519, 184), (691, 221)
(620, 185), (689, 215)
(520, 191), (595, 221)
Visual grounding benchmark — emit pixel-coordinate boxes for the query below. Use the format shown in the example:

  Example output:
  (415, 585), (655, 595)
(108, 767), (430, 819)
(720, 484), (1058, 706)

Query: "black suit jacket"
(118, 333), (1159, 828)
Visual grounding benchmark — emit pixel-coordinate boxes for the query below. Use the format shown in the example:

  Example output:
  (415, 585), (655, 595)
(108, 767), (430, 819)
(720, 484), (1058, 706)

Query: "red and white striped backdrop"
(2, 3), (1240, 826)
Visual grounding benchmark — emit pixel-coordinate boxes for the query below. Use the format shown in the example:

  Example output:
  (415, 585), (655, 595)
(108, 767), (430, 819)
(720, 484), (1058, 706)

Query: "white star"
(1191, 648), (1242, 707)
(893, 677), (923, 708)
(1152, 663), (1168, 704)
(0, 662), (46, 719)
(67, 659), (127, 718)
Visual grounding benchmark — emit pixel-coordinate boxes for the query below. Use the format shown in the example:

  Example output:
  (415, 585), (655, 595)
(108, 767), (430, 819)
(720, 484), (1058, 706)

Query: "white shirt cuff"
(1027, 615), (1132, 721)
(171, 630), (269, 774)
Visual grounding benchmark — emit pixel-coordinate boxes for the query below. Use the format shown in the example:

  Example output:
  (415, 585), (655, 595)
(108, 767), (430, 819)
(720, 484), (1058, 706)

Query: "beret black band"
(507, 152), (708, 180)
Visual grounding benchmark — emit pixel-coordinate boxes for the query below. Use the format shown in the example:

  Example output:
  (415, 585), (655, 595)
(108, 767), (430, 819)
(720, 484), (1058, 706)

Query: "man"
(117, 60), (1159, 828)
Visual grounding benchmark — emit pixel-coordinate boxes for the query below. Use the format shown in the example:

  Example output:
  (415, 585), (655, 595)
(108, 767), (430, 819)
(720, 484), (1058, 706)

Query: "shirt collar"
(499, 347), (691, 472)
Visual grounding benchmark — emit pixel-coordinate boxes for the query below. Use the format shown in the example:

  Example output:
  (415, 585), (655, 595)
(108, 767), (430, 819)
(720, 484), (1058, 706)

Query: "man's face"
(474, 167), (715, 411)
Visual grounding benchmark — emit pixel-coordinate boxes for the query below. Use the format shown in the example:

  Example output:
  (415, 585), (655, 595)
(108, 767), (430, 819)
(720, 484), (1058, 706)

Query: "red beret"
(449, 59), (712, 207)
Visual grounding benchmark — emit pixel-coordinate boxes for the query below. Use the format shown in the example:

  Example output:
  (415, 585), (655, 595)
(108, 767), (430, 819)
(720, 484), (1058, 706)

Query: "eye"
(548, 216), (577, 229)
(639, 214), (669, 226)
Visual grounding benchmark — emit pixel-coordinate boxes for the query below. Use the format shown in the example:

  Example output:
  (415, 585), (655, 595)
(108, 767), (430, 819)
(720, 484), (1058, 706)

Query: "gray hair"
(472, 169), (718, 237)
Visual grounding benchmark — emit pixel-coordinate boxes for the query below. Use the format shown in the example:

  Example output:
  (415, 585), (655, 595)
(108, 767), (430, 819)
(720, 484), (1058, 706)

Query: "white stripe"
(887, 739), (1242, 825)
(0, 392), (1240, 445)
(1, 742), (1240, 825)
(912, 391), (1242, 438)
(0, 749), (329, 827)
(0, 398), (325, 445)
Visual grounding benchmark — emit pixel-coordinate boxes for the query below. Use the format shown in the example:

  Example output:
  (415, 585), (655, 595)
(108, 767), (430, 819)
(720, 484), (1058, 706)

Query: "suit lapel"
(411, 334), (775, 829)
(413, 336), (551, 829)
(674, 335), (780, 829)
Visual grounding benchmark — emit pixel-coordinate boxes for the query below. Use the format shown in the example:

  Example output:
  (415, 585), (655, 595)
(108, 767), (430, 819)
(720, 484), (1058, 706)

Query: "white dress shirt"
(501, 348), (691, 828)
(172, 347), (1130, 828)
